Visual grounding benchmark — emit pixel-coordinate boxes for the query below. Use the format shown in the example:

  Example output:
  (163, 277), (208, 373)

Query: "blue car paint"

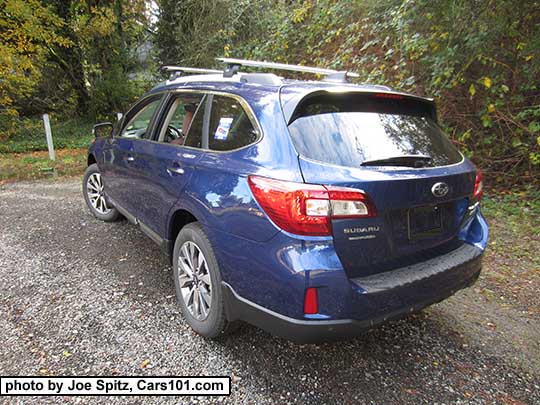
(298, 155), (480, 277)
(459, 207), (489, 251)
(87, 78), (489, 335)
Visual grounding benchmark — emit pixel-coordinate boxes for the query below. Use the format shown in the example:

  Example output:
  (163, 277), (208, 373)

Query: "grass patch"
(482, 189), (540, 243)
(0, 148), (87, 183)
(0, 117), (94, 153)
(480, 190), (540, 315)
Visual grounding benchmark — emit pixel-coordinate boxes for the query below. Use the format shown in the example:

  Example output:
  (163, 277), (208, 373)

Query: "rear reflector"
(473, 170), (484, 200)
(248, 176), (377, 236)
(304, 288), (318, 314)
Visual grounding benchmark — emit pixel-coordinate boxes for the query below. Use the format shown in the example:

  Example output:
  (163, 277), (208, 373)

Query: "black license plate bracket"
(407, 205), (443, 240)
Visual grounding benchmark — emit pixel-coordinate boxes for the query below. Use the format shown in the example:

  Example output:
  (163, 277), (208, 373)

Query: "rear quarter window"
(287, 93), (462, 168)
(207, 95), (259, 151)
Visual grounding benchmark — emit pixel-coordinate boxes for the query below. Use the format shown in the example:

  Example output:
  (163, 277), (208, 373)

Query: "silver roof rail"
(163, 66), (223, 80)
(216, 57), (359, 82)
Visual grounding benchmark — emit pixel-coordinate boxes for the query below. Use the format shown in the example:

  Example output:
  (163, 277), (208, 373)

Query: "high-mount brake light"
(473, 170), (484, 200)
(248, 176), (377, 236)
(374, 93), (405, 100)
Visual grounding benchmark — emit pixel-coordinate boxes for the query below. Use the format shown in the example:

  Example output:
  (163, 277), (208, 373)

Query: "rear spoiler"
(279, 88), (437, 125)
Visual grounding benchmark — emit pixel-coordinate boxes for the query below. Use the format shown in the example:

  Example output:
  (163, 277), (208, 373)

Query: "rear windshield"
(287, 94), (462, 168)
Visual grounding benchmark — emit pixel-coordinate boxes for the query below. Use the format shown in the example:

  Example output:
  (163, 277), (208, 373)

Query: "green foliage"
(68, 0), (156, 117)
(483, 189), (540, 220)
(2, 0), (540, 188)
(212, 0), (540, 186)
(0, 115), (93, 153)
(155, 0), (269, 67)
(1, 0), (156, 124)
(358, 0), (540, 184)
(0, 0), (69, 118)
(86, 65), (151, 119)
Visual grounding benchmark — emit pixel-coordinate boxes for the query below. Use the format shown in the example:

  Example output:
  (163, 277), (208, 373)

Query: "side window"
(208, 95), (259, 151)
(158, 94), (204, 146)
(183, 100), (205, 149)
(120, 97), (161, 139)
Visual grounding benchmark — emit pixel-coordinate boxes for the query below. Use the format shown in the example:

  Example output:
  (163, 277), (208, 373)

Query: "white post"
(42, 113), (55, 161)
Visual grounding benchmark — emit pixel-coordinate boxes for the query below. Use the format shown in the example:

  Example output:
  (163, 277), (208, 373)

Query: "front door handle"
(125, 155), (135, 162)
(167, 166), (185, 175)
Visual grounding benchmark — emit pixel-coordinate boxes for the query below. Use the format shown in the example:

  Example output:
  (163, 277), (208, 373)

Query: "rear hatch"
(284, 89), (476, 278)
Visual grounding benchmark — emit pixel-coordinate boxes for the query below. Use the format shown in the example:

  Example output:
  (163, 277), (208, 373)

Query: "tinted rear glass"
(288, 94), (462, 168)
(208, 95), (259, 151)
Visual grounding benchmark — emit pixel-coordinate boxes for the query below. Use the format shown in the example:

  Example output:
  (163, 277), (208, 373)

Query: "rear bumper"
(222, 243), (483, 343)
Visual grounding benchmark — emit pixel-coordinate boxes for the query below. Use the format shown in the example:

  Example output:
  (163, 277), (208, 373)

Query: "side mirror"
(92, 122), (113, 138)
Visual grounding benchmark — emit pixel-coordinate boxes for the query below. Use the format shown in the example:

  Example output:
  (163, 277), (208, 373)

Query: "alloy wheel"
(86, 172), (111, 215)
(177, 241), (212, 321)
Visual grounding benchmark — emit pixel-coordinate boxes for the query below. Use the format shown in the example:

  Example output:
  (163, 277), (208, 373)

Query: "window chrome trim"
(112, 88), (264, 154)
(160, 89), (264, 154)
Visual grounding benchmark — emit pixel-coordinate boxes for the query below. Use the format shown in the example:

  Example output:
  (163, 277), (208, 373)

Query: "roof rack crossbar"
(163, 66), (223, 80)
(216, 57), (359, 82)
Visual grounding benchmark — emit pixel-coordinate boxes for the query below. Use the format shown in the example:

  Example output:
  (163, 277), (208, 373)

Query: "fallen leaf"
(232, 373), (242, 383)
(140, 359), (151, 369)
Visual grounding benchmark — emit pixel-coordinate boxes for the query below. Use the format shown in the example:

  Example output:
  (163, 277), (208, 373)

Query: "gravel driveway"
(0, 179), (539, 404)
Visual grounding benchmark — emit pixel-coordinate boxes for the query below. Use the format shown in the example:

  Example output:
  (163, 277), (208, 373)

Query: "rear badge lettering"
(344, 226), (380, 234)
(348, 235), (376, 241)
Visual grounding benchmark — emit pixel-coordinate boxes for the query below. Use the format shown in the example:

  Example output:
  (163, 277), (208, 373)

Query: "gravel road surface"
(0, 179), (539, 404)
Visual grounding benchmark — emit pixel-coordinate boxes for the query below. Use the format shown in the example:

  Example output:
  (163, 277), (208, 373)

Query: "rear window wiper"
(360, 154), (432, 168)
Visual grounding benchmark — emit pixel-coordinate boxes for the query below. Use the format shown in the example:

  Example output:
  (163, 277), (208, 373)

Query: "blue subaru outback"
(83, 58), (488, 343)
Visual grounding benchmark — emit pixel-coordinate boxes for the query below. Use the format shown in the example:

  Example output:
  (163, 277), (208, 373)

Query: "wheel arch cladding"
(168, 209), (198, 254)
(87, 154), (97, 166)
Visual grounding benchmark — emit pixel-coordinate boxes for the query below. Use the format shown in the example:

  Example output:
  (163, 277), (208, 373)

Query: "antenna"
(216, 57), (359, 82)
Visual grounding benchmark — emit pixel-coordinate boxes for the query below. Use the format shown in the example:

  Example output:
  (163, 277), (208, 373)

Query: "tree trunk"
(45, 0), (91, 115)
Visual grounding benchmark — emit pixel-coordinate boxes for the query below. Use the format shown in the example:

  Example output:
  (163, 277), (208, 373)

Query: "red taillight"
(473, 170), (484, 200)
(304, 288), (318, 314)
(248, 176), (377, 236)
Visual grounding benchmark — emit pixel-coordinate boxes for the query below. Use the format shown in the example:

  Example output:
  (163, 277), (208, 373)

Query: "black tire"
(82, 163), (120, 222)
(172, 222), (237, 338)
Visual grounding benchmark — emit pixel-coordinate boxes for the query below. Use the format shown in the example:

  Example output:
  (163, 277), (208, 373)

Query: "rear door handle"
(125, 155), (135, 162)
(167, 166), (185, 175)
